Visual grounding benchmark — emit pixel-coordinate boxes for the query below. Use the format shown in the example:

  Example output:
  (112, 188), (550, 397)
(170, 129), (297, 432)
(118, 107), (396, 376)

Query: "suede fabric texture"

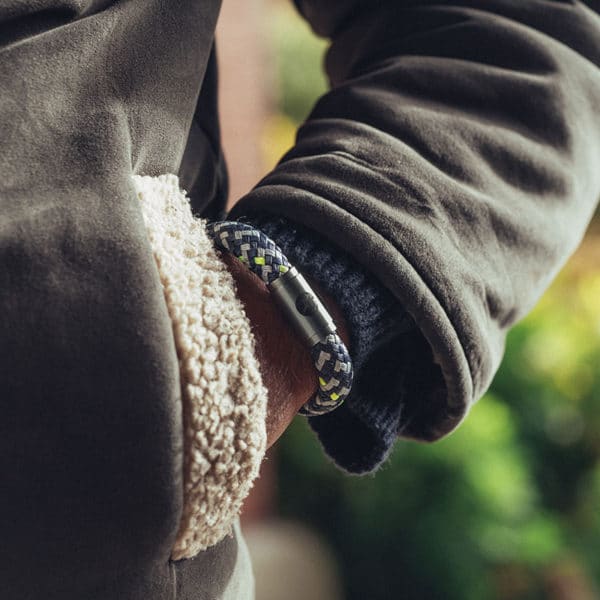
(230, 0), (600, 442)
(0, 1), (247, 598)
(2, 1), (600, 599)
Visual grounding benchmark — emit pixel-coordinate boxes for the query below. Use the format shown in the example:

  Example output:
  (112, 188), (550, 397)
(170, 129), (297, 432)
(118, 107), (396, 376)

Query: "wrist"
(220, 252), (316, 447)
(207, 220), (354, 418)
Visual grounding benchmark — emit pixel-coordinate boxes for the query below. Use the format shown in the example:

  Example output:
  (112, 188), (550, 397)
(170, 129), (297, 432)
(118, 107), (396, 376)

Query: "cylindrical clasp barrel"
(269, 266), (336, 347)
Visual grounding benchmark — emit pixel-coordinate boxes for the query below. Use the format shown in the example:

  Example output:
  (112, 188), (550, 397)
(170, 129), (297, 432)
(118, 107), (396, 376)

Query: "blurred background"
(216, 1), (600, 598)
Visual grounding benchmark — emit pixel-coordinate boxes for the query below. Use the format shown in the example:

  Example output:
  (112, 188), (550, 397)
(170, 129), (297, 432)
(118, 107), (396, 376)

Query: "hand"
(221, 253), (350, 449)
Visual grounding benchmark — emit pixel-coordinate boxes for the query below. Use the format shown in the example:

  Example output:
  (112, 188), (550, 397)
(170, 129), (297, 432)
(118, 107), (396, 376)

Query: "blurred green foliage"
(266, 4), (600, 598)
(267, 4), (328, 124)
(277, 261), (600, 600)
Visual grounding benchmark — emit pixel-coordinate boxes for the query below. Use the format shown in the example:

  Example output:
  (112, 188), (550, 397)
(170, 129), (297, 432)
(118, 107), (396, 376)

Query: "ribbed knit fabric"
(237, 213), (420, 474)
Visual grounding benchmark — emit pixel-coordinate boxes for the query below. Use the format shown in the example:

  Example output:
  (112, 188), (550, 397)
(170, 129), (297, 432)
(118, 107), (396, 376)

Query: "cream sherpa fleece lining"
(132, 173), (268, 561)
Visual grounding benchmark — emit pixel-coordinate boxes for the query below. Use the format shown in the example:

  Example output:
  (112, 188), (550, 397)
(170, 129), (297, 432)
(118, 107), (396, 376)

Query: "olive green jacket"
(1, 1), (599, 598)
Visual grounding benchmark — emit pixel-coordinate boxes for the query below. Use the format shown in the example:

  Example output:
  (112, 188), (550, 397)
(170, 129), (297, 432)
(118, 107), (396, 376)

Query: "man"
(1, 1), (599, 598)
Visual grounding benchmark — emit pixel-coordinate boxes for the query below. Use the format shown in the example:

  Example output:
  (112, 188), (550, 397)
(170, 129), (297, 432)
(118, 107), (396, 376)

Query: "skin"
(221, 253), (351, 449)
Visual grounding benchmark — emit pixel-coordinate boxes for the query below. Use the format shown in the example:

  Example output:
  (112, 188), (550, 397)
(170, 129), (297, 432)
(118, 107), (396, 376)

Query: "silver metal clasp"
(269, 266), (336, 347)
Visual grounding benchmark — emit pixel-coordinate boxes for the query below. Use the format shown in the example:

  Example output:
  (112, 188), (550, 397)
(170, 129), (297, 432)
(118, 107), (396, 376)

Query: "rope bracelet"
(205, 220), (354, 416)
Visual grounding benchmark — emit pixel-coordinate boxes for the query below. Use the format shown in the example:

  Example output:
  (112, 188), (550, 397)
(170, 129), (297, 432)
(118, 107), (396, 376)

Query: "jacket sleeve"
(227, 0), (600, 458)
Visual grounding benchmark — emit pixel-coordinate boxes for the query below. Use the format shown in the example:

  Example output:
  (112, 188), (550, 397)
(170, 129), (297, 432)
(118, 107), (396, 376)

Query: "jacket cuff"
(134, 174), (268, 560)
(236, 212), (419, 474)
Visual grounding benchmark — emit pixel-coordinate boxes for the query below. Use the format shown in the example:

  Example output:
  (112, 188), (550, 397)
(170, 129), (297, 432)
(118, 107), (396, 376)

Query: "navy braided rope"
(205, 220), (354, 416)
